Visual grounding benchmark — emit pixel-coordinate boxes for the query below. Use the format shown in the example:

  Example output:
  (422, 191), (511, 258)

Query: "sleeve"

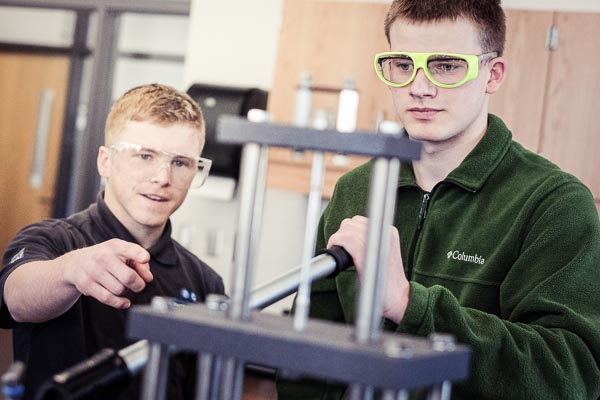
(395, 181), (600, 399)
(0, 221), (73, 328)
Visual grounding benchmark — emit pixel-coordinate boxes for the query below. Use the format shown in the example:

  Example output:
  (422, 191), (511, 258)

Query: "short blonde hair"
(105, 83), (205, 149)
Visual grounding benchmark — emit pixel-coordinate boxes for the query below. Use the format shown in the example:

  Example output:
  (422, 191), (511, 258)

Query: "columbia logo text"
(447, 250), (485, 265)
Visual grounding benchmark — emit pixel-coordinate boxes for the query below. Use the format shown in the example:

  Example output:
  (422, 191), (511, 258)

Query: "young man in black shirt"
(0, 83), (224, 399)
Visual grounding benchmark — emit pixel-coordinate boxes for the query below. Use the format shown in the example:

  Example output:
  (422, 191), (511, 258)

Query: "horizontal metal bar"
(128, 304), (470, 391)
(216, 115), (422, 160)
(249, 253), (337, 310)
(0, 0), (190, 15)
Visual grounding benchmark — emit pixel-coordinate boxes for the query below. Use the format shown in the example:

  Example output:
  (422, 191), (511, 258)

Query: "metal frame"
(0, 0), (191, 215)
(128, 117), (470, 399)
(216, 115), (422, 158)
(128, 303), (470, 392)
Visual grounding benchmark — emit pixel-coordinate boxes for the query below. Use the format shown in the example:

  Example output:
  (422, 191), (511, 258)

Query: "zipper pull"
(418, 193), (430, 230)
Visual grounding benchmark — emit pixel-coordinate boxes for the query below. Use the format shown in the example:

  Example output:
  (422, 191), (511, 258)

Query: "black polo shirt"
(0, 193), (225, 399)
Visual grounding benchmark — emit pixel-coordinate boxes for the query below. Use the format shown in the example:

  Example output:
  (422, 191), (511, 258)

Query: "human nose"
(409, 68), (436, 97)
(150, 161), (172, 186)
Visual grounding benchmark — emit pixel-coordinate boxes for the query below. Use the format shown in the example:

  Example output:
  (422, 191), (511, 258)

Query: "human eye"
(137, 151), (154, 161)
(391, 57), (413, 72)
(172, 157), (193, 169)
(429, 58), (465, 74)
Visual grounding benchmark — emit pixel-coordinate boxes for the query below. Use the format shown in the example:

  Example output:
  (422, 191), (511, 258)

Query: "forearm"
(4, 256), (81, 323)
(397, 283), (600, 399)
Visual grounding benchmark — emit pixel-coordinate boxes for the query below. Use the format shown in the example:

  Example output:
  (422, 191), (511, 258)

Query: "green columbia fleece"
(278, 114), (600, 399)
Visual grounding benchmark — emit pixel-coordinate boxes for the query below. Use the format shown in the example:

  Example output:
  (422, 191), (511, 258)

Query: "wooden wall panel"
(539, 13), (600, 200)
(489, 10), (554, 152)
(266, 0), (391, 197)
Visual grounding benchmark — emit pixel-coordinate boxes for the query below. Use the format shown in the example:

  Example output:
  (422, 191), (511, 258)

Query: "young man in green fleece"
(278, 0), (600, 399)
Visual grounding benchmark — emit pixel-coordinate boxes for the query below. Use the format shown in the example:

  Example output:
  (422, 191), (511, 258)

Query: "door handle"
(29, 89), (55, 188)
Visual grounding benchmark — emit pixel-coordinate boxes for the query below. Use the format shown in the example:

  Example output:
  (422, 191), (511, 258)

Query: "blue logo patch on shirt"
(176, 288), (198, 304)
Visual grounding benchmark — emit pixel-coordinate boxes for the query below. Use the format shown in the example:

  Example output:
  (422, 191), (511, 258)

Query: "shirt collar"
(91, 192), (178, 265)
(398, 114), (512, 192)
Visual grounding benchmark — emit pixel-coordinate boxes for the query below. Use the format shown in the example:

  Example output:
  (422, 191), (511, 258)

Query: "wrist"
(383, 283), (410, 324)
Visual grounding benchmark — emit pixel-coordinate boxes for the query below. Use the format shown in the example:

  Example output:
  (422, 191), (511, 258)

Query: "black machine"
(186, 84), (268, 182)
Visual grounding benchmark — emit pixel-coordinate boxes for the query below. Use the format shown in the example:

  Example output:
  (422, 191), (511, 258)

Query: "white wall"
(183, 0), (283, 90)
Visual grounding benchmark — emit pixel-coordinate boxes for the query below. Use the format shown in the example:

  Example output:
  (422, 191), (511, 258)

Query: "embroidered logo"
(9, 248), (25, 265)
(447, 250), (485, 265)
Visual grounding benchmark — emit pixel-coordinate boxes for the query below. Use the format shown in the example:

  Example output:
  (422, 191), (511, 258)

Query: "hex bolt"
(206, 294), (230, 312)
(429, 333), (456, 352)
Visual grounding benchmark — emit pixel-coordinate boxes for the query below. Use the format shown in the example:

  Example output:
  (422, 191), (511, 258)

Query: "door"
(0, 50), (69, 378)
(489, 9), (554, 152)
(538, 12), (600, 201)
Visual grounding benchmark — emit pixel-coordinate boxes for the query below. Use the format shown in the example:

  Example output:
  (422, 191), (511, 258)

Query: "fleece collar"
(398, 114), (513, 192)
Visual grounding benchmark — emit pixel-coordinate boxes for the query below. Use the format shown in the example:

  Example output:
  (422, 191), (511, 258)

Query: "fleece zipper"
(406, 191), (431, 279)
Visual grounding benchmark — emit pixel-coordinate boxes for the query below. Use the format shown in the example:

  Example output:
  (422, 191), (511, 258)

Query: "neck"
(129, 226), (163, 249)
(102, 189), (165, 249)
(413, 121), (487, 192)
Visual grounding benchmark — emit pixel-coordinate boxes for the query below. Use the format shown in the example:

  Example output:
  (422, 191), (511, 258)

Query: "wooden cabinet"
(491, 11), (600, 205)
(537, 13), (600, 199)
(488, 10), (554, 152)
(267, 0), (390, 198)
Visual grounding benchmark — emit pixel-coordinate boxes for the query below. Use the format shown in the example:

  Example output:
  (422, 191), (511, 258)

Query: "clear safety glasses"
(109, 141), (212, 189)
(374, 51), (498, 89)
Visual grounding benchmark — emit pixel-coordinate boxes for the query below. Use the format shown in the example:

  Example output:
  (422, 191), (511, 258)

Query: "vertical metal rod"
(195, 353), (213, 400)
(369, 158), (400, 337)
(226, 141), (268, 399)
(427, 381), (452, 400)
(229, 143), (267, 320)
(294, 151), (325, 331)
(354, 157), (396, 343)
(141, 342), (169, 400)
(351, 156), (399, 399)
(348, 383), (374, 400)
(383, 389), (409, 400)
(218, 358), (245, 400)
(69, 6), (119, 213)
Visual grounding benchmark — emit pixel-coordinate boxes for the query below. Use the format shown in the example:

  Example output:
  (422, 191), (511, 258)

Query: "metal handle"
(29, 89), (55, 189)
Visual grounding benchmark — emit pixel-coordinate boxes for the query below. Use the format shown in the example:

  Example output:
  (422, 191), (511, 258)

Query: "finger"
(85, 281), (131, 309)
(107, 238), (151, 264)
(108, 262), (148, 293)
(97, 269), (128, 296)
(130, 260), (153, 283)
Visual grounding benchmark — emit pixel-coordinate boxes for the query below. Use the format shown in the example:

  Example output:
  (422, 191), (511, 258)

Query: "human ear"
(485, 56), (507, 94)
(97, 146), (111, 178)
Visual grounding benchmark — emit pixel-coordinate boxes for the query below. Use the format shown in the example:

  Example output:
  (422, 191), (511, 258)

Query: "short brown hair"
(105, 83), (205, 148)
(384, 0), (506, 55)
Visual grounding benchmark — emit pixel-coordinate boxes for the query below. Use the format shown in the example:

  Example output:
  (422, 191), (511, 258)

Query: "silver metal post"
(229, 143), (268, 321)
(141, 297), (174, 400)
(141, 342), (169, 400)
(226, 110), (269, 399)
(351, 155), (400, 399)
(354, 157), (400, 343)
(426, 381), (452, 400)
(383, 389), (409, 400)
(195, 353), (213, 400)
(294, 150), (326, 331)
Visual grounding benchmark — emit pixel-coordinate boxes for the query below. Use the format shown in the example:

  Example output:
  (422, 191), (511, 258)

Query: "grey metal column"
(223, 135), (269, 399)
(52, 10), (89, 218)
(229, 143), (268, 320)
(293, 150), (325, 331)
(350, 154), (400, 400)
(67, 6), (119, 212)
